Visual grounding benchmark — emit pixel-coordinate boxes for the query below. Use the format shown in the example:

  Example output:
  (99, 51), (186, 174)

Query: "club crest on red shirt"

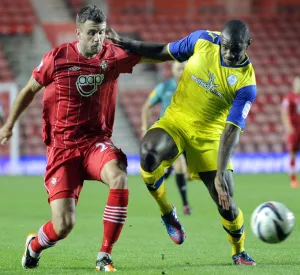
(101, 60), (108, 71)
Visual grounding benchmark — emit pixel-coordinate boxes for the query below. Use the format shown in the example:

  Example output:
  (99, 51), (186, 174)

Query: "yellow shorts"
(149, 116), (233, 180)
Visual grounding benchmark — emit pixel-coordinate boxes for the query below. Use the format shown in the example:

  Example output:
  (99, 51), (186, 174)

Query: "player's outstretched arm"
(141, 100), (153, 135)
(0, 105), (4, 127)
(215, 124), (240, 210)
(0, 76), (43, 145)
(106, 27), (172, 61)
(280, 102), (293, 135)
(0, 116), (4, 127)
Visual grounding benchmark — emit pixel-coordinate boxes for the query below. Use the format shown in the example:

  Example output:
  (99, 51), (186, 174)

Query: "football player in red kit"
(0, 5), (141, 272)
(281, 76), (300, 188)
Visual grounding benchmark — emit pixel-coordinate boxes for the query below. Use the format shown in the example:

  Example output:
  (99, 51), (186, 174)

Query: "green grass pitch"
(0, 174), (300, 274)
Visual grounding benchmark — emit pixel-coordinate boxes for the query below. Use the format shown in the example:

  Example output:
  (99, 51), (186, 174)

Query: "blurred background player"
(0, 101), (4, 127)
(107, 19), (256, 265)
(0, 5), (141, 272)
(141, 61), (191, 215)
(281, 76), (300, 188)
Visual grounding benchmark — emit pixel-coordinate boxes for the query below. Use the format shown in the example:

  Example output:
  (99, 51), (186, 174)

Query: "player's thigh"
(172, 154), (187, 174)
(286, 133), (298, 152)
(83, 138), (127, 185)
(186, 139), (233, 180)
(45, 147), (84, 204)
(141, 117), (185, 170)
(295, 132), (300, 151)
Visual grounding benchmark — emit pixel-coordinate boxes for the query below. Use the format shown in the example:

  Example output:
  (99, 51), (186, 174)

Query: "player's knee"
(106, 169), (127, 189)
(52, 213), (76, 238)
(140, 141), (161, 172)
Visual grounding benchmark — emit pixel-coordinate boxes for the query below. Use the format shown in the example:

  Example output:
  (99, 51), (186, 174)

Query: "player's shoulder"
(287, 91), (296, 99)
(47, 41), (77, 59)
(164, 77), (176, 86)
(104, 42), (127, 55)
(189, 30), (221, 54)
(281, 92), (295, 106)
(185, 30), (220, 45)
(159, 77), (176, 90)
(198, 30), (221, 45)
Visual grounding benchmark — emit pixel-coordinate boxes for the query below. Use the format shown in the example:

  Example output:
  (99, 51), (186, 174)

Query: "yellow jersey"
(166, 30), (256, 139)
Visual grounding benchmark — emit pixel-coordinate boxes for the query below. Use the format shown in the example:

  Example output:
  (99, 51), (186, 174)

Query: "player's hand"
(0, 124), (13, 145)
(214, 174), (230, 210)
(106, 27), (121, 44)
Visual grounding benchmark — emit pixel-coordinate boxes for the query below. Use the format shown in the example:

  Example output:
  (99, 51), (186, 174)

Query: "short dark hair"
(222, 19), (251, 42)
(76, 5), (106, 27)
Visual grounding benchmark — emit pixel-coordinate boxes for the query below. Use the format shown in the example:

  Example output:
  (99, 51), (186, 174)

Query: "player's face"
(172, 62), (185, 82)
(293, 76), (300, 93)
(76, 20), (107, 58)
(220, 34), (249, 66)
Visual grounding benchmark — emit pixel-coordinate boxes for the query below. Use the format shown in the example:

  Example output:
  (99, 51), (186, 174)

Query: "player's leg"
(22, 148), (82, 269)
(164, 165), (174, 180)
(182, 151), (191, 180)
(84, 141), (129, 271)
(199, 170), (255, 265)
(172, 154), (191, 215)
(141, 128), (179, 214)
(140, 126), (186, 244)
(22, 198), (76, 269)
(286, 133), (299, 188)
(289, 151), (298, 188)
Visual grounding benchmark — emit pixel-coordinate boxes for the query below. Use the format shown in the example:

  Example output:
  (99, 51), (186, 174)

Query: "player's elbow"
(142, 102), (151, 113)
(20, 85), (37, 99)
(223, 124), (240, 146)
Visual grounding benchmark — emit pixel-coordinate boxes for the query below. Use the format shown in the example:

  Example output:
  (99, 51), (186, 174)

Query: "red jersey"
(33, 41), (141, 148)
(282, 91), (300, 128)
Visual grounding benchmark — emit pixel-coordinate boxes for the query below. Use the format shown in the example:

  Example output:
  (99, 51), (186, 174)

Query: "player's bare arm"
(0, 116), (4, 127)
(141, 101), (152, 134)
(281, 104), (294, 135)
(0, 76), (43, 145)
(0, 110), (4, 127)
(215, 124), (240, 210)
(106, 27), (172, 61)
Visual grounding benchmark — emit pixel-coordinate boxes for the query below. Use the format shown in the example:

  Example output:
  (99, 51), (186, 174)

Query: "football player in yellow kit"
(107, 19), (256, 265)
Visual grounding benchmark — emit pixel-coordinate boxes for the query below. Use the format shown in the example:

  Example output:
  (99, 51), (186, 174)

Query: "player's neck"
(237, 54), (248, 65)
(77, 42), (96, 59)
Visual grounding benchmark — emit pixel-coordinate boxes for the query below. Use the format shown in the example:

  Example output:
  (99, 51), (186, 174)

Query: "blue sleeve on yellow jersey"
(226, 85), (256, 130)
(169, 30), (205, 62)
(148, 83), (164, 105)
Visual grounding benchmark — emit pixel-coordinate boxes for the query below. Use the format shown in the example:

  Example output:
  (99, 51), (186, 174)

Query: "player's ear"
(75, 28), (81, 39)
(247, 39), (252, 48)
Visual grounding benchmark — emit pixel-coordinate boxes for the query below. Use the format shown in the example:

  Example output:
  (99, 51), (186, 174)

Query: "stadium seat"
(0, 0), (36, 35)
(67, 0), (85, 15)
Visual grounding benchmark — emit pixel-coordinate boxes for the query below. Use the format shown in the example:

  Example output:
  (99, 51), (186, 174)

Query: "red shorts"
(286, 131), (300, 152)
(44, 137), (127, 203)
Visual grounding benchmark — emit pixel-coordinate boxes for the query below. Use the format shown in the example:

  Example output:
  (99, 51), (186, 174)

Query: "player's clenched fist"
(0, 124), (13, 145)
